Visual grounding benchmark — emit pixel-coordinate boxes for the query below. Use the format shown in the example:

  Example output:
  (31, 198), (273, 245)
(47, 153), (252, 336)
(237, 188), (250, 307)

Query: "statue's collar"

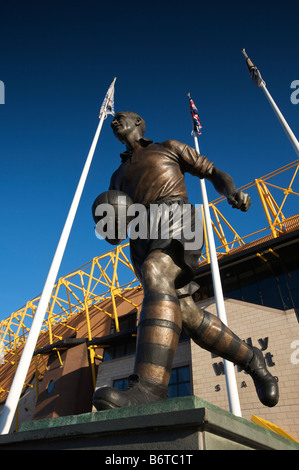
(120, 137), (153, 162)
(138, 137), (153, 147)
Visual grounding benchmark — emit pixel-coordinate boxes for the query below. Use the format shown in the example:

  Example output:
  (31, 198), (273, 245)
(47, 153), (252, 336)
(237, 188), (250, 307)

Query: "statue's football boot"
(244, 346), (279, 407)
(93, 374), (168, 410)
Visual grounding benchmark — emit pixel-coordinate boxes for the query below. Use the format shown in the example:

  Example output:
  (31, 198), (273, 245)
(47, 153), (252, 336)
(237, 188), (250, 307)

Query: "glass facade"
(113, 377), (129, 391)
(196, 242), (299, 320)
(103, 338), (136, 361)
(104, 312), (190, 362)
(103, 311), (137, 361)
(224, 267), (299, 312)
(168, 365), (191, 399)
(110, 311), (137, 333)
(113, 365), (191, 399)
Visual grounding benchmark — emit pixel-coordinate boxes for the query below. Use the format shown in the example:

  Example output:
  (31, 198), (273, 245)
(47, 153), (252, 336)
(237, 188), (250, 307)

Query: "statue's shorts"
(129, 197), (203, 296)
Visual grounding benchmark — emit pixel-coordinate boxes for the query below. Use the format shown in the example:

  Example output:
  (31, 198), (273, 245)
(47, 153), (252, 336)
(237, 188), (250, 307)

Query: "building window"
(197, 246), (299, 321)
(111, 365), (191, 398)
(103, 338), (136, 361)
(103, 311), (137, 361)
(110, 311), (137, 333)
(113, 377), (129, 390)
(168, 365), (191, 399)
(224, 266), (299, 313)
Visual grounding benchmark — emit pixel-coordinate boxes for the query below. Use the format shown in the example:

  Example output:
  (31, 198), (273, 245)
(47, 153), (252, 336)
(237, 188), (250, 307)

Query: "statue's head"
(111, 111), (145, 145)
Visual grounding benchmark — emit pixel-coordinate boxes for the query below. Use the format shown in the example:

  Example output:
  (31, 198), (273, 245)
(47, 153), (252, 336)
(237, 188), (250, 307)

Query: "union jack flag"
(188, 93), (202, 136)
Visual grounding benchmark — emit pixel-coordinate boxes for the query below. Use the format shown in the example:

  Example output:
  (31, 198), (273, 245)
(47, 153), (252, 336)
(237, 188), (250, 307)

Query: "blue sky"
(0, 0), (298, 320)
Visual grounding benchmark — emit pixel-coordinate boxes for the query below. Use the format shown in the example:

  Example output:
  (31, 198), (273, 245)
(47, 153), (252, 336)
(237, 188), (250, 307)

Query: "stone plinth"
(0, 396), (298, 450)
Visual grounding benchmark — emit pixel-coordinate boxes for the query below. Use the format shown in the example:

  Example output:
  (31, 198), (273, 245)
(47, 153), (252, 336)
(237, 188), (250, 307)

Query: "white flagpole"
(188, 96), (242, 417)
(242, 49), (299, 157)
(0, 77), (117, 435)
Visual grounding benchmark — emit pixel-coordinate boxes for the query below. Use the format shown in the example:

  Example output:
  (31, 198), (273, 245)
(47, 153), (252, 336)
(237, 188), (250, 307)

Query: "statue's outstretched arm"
(206, 166), (251, 212)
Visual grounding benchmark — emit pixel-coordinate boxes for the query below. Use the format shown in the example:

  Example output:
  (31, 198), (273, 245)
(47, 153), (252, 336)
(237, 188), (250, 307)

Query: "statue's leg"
(180, 295), (279, 407)
(180, 296), (252, 365)
(133, 250), (182, 387)
(93, 250), (182, 410)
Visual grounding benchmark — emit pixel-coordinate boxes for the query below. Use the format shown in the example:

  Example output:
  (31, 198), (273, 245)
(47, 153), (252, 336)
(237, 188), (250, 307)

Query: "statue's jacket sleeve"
(109, 139), (214, 205)
(170, 140), (214, 179)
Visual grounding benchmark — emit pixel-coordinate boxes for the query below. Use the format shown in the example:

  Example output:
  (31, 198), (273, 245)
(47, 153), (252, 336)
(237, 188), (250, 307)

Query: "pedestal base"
(0, 396), (298, 450)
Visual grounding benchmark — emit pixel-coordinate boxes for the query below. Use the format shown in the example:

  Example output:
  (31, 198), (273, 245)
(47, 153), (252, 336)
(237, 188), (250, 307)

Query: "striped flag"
(188, 93), (202, 136)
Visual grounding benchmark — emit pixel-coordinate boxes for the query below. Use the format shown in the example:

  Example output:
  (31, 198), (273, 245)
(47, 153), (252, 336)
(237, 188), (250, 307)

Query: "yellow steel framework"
(0, 245), (141, 404)
(0, 159), (299, 407)
(0, 245), (139, 353)
(201, 159), (299, 263)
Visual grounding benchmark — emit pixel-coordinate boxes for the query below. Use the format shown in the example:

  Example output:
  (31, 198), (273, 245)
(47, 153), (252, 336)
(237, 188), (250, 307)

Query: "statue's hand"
(227, 191), (251, 212)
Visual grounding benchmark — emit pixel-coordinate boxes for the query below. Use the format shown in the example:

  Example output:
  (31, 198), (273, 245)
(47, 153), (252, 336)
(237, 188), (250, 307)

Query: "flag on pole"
(241, 49), (265, 88)
(188, 93), (202, 136)
(100, 77), (116, 117)
(242, 50), (299, 157)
